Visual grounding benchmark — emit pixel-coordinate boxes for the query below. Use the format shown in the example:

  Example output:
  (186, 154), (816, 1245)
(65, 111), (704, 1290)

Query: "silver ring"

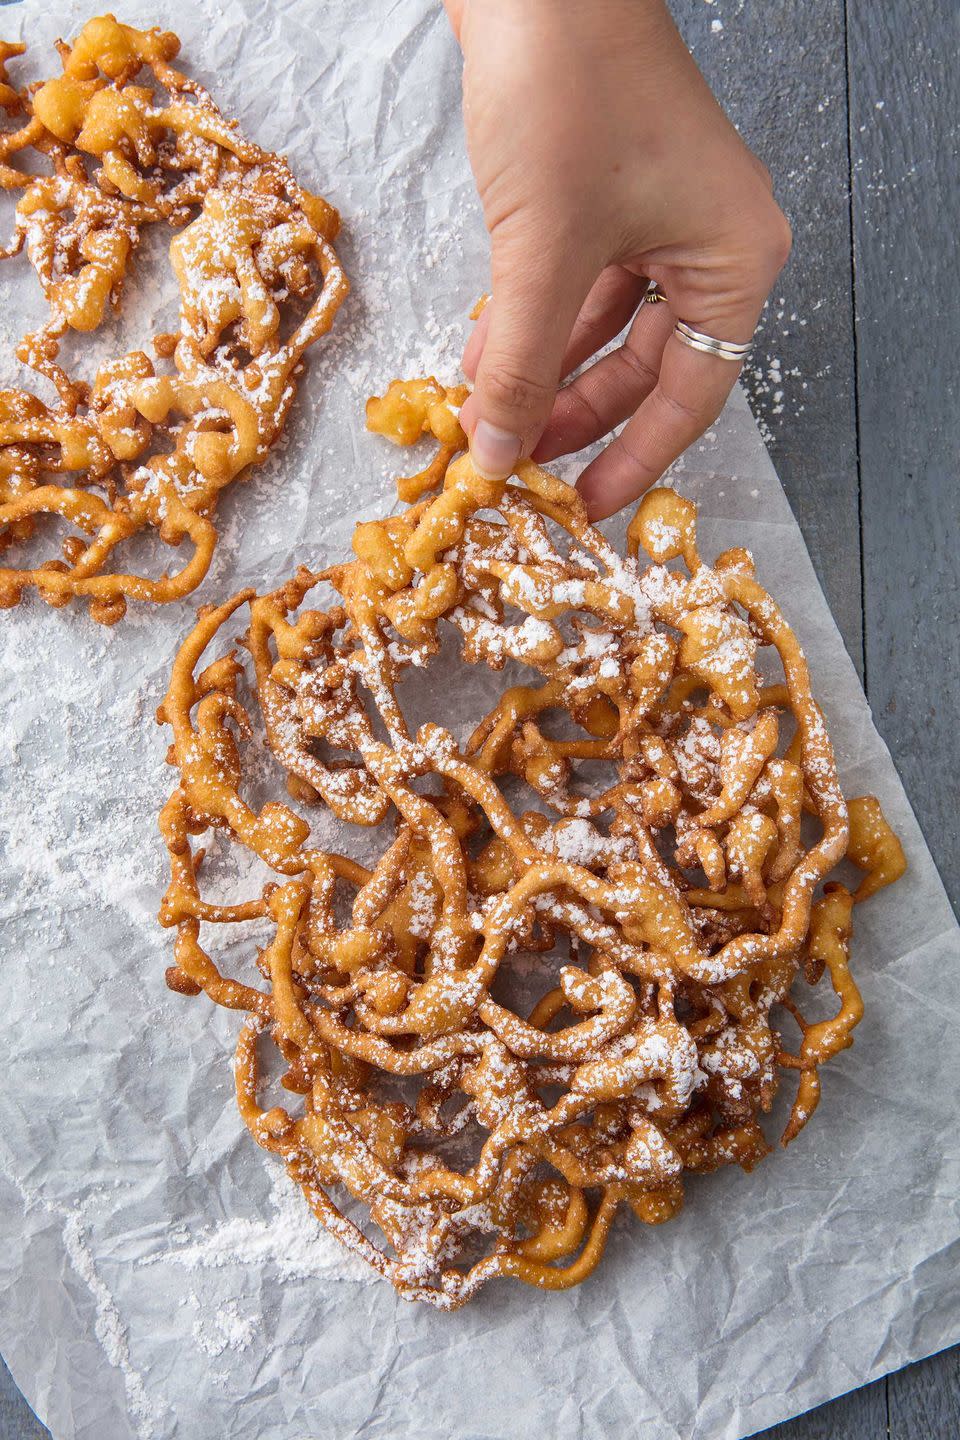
(674, 319), (751, 362)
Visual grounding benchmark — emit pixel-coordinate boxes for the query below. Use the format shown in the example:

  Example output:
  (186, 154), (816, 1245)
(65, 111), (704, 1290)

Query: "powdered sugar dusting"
(142, 1162), (378, 1285)
(60, 1209), (167, 1439)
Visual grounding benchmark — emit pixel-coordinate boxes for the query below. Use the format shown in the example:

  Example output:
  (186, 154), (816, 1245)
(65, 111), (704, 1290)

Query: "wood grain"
(760, 1377), (887, 1440)
(848, 0), (960, 911)
(0, 1355), (47, 1440)
(889, 1347), (960, 1438)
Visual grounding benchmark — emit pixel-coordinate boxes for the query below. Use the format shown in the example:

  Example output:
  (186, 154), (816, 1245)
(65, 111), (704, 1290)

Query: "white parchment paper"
(1, 3), (958, 1438)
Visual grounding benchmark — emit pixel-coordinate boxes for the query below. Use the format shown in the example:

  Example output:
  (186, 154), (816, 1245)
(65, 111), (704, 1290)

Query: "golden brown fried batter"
(0, 15), (347, 623)
(157, 375), (906, 1308)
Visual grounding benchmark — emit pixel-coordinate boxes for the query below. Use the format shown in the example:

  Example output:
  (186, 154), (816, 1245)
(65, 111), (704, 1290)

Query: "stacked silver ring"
(674, 320), (751, 363)
(643, 282), (752, 362)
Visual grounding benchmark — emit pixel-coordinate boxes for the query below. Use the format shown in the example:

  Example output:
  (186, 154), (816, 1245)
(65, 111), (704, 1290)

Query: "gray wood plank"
(674, 0), (864, 670)
(772, 1), (960, 1435)
(0, 1356), (47, 1440)
(849, 0), (960, 913)
(757, 1375), (887, 1440)
(889, 1346), (960, 1439)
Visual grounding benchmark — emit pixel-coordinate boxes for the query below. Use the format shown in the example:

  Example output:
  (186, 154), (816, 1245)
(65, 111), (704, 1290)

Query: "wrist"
(468, 0), (676, 38)
(462, 0), (703, 113)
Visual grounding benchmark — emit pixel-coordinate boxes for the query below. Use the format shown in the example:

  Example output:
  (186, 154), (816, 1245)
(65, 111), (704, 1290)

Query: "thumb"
(460, 228), (595, 478)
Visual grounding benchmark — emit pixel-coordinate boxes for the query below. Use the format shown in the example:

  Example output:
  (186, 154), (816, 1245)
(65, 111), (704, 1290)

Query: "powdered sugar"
(190, 1297), (257, 1358)
(143, 1162), (377, 1285)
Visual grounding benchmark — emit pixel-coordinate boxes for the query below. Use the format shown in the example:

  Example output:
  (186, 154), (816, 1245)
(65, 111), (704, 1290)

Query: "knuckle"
(655, 385), (703, 428)
(562, 385), (605, 437)
(481, 363), (555, 417)
(755, 205), (793, 273)
(727, 200), (792, 290)
(615, 344), (660, 395)
(614, 428), (659, 483)
(747, 151), (774, 194)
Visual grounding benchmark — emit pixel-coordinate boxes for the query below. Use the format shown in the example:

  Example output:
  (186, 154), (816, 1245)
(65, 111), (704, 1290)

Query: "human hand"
(444, 0), (791, 518)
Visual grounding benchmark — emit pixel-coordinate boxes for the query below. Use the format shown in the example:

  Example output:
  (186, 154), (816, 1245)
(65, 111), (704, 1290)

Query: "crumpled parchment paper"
(0, 2), (958, 1438)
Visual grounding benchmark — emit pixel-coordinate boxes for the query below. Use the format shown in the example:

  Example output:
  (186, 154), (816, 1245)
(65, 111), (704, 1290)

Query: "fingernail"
(470, 420), (522, 479)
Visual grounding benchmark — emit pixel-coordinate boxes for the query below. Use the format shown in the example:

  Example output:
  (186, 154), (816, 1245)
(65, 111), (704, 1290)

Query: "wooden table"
(2, 0), (958, 1435)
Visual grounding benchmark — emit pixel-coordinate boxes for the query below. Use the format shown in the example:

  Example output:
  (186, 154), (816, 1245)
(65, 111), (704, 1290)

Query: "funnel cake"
(157, 376), (906, 1308)
(0, 15), (347, 623)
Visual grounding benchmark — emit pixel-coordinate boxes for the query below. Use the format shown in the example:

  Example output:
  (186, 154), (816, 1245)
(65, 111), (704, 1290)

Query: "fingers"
(575, 321), (752, 521)
(571, 205), (791, 519)
(463, 266), (647, 390)
(457, 203), (789, 501)
(559, 266), (649, 378)
(457, 227), (596, 478)
(534, 296), (676, 461)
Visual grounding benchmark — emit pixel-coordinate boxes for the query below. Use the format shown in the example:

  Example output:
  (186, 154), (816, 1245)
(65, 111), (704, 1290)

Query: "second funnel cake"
(0, 16), (346, 623)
